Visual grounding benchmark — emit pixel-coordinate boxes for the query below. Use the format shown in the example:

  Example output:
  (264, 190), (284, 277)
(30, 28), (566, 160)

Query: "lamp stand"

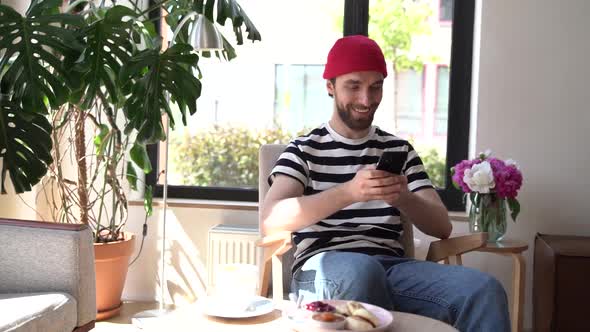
(131, 11), (223, 328)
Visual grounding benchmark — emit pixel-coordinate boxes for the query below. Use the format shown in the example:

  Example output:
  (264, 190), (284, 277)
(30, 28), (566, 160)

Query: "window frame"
(146, 0), (474, 211)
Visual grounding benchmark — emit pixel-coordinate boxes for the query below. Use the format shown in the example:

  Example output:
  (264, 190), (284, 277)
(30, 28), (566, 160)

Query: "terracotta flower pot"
(94, 232), (135, 320)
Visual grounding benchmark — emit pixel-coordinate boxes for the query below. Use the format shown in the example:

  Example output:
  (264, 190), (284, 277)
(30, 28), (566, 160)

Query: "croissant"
(345, 316), (375, 331)
(335, 303), (351, 316)
(346, 301), (380, 327)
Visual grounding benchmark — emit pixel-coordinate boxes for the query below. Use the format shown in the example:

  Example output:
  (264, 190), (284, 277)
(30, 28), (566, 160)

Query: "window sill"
(129, 198), (469, 221)
(128, 198), (258, 211)
(448, 211), (469, 222)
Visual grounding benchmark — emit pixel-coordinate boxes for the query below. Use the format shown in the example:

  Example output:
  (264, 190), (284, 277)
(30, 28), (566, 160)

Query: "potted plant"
(0, 0), (260, 319)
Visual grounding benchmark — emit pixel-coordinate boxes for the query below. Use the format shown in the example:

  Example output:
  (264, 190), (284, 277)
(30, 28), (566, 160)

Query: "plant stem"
(104, 105), (127, 236)
(96, 131), (114, 242)
(52, 105), (71, 223)
(75, 107), (90, 225)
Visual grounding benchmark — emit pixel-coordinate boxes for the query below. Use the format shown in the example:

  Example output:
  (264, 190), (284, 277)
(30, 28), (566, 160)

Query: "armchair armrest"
(255, 231), (292, 301)
(256, 230), (292, 250)
(426, 232), (488, 263)
(0, 218), (97, 327)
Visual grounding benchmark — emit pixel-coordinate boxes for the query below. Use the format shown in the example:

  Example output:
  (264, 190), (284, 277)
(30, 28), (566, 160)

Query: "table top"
(141, 301), (458, 332)
(476, 239), (528, 253)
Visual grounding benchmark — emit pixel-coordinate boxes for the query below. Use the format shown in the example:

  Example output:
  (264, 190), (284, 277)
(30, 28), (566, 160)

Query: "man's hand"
(346, 167), (451, 239)
(344, 167), (409, 206)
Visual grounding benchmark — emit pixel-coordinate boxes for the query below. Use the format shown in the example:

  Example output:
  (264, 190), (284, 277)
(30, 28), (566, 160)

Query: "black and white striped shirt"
(269, 123), (434, 273)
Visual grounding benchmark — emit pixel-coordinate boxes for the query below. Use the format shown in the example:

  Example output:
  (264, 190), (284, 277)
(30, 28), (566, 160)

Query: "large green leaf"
(70, 6), (137, 109)
(129, 142), (152, 174)
(0, 0), (83, 114)
(0, 95), (53, 194)
(119, 43), (201, 144)
(216, 0), (261, 45)
(507, 197), (521, 222)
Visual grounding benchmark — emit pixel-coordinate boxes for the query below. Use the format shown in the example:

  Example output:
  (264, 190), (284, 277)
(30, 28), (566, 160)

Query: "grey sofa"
(0, 218), (96, 332)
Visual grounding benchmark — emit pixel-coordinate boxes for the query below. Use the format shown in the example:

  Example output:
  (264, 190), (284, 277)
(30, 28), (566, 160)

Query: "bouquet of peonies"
(451, 150), (523, 221)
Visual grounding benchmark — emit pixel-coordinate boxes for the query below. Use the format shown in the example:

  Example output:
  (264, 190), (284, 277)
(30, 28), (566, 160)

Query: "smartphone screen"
(376, 151), (407, 175)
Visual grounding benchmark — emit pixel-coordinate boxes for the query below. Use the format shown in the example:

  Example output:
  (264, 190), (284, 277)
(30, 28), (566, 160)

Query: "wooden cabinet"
(533, 233), (590, 332)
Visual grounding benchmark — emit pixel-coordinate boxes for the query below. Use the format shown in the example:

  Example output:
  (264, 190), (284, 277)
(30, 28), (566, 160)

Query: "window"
(147, 0), (474, 211)
(434, 66), (450, 136)
(274, 64), (332, 133)
(395, 70), (425, 137)
(440, 0), (454, 23)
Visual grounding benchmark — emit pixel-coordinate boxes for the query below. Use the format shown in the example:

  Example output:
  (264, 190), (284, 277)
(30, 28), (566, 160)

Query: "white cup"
(214, 263), (258, 299)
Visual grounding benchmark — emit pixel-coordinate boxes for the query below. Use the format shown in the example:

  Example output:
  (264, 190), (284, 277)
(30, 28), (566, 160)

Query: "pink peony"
(452, 155), (523, 198)
(451, 151), (523, 222)
(494, 165), (523, 198)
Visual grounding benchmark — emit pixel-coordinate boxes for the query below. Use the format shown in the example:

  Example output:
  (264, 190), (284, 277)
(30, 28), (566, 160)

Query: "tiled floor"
(94, 302), (161, 331)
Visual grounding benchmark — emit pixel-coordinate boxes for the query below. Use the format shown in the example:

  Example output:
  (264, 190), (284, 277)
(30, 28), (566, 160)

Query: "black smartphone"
(376, 151), (407, 175)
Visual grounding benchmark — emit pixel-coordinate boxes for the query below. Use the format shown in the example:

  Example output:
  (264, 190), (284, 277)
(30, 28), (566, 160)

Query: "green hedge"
(417, 147), (446, 189)
(171, 126), (298, 188)
(171, 126), (445, 189)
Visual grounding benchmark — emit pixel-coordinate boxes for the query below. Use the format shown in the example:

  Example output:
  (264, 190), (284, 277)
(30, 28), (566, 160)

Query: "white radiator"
(207, 224), (261, 294)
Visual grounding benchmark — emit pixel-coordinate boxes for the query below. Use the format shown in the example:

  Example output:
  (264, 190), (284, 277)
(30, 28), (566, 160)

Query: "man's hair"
(327, 78), (336, 98)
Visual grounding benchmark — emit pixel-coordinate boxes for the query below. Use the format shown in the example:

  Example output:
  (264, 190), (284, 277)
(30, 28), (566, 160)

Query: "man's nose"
(357, 91), (370, 107)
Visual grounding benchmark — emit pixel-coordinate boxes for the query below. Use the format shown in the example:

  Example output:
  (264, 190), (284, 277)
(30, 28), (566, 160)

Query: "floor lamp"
(132, 12), (223, 327)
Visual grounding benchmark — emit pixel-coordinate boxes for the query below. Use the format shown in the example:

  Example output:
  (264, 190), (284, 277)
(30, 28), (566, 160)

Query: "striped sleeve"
(403, 143), (434, 192)
(269, 142), (309, 188)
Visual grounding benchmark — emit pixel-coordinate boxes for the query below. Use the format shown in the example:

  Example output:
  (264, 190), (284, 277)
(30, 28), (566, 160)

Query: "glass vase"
(468, 193), (507, 242)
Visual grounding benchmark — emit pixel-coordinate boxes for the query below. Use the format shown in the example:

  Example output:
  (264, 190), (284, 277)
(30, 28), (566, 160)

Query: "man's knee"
(338, 254), (388, 290)
(462, 271), (508, 304)
(294, 252), (389, 300)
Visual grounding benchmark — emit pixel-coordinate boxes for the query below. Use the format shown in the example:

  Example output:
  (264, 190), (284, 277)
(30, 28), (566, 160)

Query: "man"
(261, 35), (510, 331)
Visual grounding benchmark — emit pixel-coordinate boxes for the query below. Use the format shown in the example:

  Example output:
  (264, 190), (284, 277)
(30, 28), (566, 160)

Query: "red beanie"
(323, 35), (387, 79)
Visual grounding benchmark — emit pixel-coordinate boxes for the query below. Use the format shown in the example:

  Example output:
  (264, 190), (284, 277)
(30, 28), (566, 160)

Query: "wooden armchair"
(255, 144), (488, 301)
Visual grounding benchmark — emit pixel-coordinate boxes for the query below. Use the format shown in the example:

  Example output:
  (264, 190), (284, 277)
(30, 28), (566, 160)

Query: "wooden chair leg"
(271, 255), (284, 302)
(510, 253), (525, 332)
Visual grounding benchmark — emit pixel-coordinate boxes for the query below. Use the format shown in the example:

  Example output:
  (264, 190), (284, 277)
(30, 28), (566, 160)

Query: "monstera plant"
(0, 0), (260, 319)
(0, 0), (260, 240)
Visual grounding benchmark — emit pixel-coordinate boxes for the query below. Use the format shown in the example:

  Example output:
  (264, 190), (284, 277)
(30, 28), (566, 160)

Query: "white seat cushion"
(0, 292), (77, 332)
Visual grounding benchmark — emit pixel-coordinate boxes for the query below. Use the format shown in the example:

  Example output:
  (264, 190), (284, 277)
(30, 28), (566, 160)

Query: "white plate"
(197, 295), (274, 318)
(284, 299), (394, 332)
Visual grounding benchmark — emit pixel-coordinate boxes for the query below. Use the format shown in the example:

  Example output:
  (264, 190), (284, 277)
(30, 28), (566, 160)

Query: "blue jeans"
(292, 251), (510, 332)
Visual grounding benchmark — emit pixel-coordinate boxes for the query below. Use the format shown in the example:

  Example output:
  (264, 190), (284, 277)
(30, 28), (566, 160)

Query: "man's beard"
(335, 100), (378, 131)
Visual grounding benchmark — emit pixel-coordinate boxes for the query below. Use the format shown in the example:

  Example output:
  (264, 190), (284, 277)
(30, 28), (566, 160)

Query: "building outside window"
(439, 0), (454, 23)
(274, 64), (331, 134)
(394, 69), (425, 138)
(434, 66), (450, 136)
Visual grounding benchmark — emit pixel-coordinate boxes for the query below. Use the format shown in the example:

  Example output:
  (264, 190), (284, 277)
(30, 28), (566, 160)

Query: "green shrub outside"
(417, 147), (446, 189)
(171, 126), (301, 188)
(171, 126), (445, 189)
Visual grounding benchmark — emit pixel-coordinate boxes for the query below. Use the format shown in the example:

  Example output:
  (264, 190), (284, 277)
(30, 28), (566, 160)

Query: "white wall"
(467, 0), (590, 329)
(123, 205), (259, 306)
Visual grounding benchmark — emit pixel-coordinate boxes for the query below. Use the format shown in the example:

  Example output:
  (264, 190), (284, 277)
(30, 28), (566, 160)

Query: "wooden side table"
(470, 240), (529, 332)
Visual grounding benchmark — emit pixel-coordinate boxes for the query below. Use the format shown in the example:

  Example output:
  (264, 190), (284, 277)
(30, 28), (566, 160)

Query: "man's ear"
(326, 79), (335, 98)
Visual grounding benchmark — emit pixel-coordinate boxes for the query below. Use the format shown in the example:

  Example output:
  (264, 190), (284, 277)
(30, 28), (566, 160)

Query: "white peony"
(463, 161), (495, 193)
(505, 158), (521, 170)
